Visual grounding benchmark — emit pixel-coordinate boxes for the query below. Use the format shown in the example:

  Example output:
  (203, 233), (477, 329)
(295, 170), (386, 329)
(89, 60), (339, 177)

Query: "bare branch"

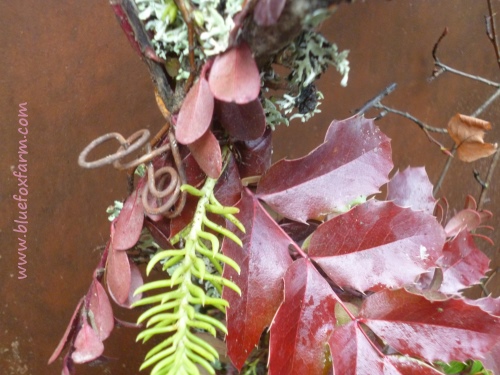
(486, 0), (500, 70)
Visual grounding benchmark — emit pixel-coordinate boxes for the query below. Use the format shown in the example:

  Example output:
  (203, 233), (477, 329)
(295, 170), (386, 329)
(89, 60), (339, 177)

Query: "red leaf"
(71, 319), (104, 364)
(208, 43), (260, 104)
(215, 98), (266, 141)
(465, 296), (500, 316)
(176, 76), (214, 144)
(438, 230), (490, 294)
(328, 322), (442, 374)
(222, 188), (293, 370)
(254, 0), (286, 26)
(360, 289), (500, 363)
(213, 154), (242, 206)
(112, 189), (144, 251)
(48, 298), (83, 364)
(484, 340), (500, 375)
(257, 116), (393, 222)
(309, 200), (445, 291)
(444, 209), (481, 238)
(387, 167), (436, 215)
(87, 279), (114, 341)
(187, 130), (222, 179)
(234, 127), (272, 179)
(106, 245), (131, 305)
(329, 321), (381, 374)
(268, 258), (337, 375)
(107, 261), (143, 309)
(144, 217), (171, 249)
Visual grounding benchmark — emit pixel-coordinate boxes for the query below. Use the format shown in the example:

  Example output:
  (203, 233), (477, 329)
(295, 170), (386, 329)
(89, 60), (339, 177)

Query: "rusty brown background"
(1, 1), (499, 374)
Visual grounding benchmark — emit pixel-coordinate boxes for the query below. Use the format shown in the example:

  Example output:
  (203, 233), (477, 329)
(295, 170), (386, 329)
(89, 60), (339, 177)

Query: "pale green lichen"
(135, 0), (242, 80)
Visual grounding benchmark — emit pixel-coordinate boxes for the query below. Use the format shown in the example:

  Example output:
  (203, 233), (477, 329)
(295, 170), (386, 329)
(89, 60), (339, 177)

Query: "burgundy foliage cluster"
(50, 1), (500, 374)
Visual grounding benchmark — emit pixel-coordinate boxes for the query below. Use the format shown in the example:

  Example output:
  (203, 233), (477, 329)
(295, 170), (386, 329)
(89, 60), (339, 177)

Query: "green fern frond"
(133, 175), (244, 375)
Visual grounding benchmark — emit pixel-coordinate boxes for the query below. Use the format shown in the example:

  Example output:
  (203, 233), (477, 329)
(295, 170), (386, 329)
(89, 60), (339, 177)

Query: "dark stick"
(354, 82), (397, 116)
(486, 0), (500, 70)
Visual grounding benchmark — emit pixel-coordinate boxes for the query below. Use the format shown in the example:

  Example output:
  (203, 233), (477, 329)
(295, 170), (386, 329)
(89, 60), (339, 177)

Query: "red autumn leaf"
(234, 127), (272, 179)
(122, 262), (144, 308)
(437, 230), (490, 294)
(447, 113), (498, 162)
(222, 188), (293, 370)
(215, 98), (266, 141)
(268, 258), (337, 375)
(328, 321), (444, 375)
(48, 297), (84, 364)
(257, 116), (393, 223)
(309, 200), (445, 292)
(187, 130), (222, 179)
(213, 154), (242, 206)
(387, 166), (436, 215)
(360, 289), (500, 363)
(144, 217), (171, 249)
(278, 218), (319, 246)
(484, 340), (500, 375)
(87, 279), (114, 341)
(444, 209), (481, 238)
(170, 194), (198, 239)
(253, 0), (287, 26)
(106, 245), (131, 305)
(208, 43), (260, 104)
(62, 359), (73, 375)
(112, 188), (144, 251)
(107, 261), (143, 309)
(176, 76), (214, 145)
(465, 295), (500, 316)
(71, 319), (105, 364)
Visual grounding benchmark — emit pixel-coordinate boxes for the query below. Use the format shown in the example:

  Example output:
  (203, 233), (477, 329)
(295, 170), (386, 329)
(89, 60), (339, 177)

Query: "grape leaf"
(309, 200), (446, 291)
(215, 98), (266, 141)
(437, 230), (490, 294)
(268, 258), (337, 375)
(176, 76), (214, 145)
(257, 116), (393, 223)
(71, 318), (105, 364)
(208, 42), (260, 104)
(328, 321), (444, 375)
(112, 188), (144, 251)
(360, 289), (500, 363)
(387, 166), (436, 215)
(254, 0), (287, 26)
(222, 188), (293, 370)
(187, 129), (222, 179)
(87, 279), (114, 341)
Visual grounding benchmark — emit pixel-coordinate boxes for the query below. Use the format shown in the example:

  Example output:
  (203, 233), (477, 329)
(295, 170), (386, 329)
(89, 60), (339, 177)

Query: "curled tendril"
(78, 127), (187, 217)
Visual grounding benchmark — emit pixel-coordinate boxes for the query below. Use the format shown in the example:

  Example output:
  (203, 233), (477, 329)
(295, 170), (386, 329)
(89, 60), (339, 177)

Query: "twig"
(486, 0), (500, 70)
(374, 104), (447, 134)
(355, 82), (397, 115)
(431, 27), (500, 87)
(174, 0), (197, 92)
(478, 149), (500, 211)
(374, 103), (450, 153)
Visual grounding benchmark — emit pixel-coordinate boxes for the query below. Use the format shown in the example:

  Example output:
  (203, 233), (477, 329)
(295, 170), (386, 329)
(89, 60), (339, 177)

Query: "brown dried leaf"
(447, 113), (497, 162)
